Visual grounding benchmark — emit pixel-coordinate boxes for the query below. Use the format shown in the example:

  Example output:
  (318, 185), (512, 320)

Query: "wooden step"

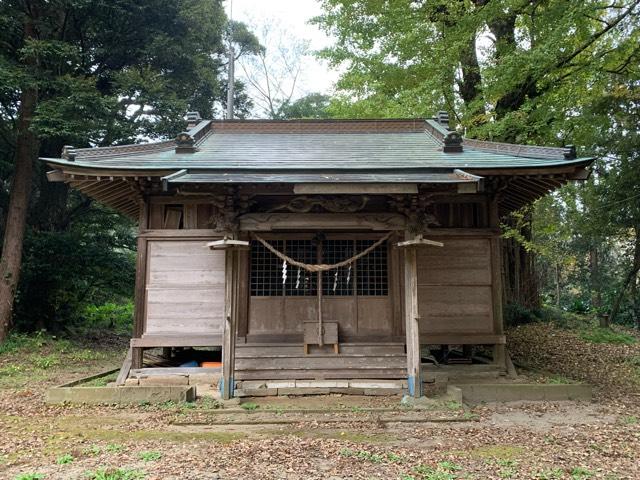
(236, 355), (406, 371)
(236, 343), (406, 356)
(235, 368), (407, 381)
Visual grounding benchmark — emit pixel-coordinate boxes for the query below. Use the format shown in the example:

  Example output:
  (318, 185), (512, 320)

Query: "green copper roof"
(41, 119), (593, 175)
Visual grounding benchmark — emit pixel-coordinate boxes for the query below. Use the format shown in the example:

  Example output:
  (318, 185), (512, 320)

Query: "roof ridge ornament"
(186, 111), (202, 128)
(61, 145), (76, 162)
(175, 132), (196, 153)
(443, 131), (463, 153)
(564, 145), (577, 160)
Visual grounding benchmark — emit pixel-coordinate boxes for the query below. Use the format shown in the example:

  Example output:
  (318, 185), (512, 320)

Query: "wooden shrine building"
(42, 113), (593, 398)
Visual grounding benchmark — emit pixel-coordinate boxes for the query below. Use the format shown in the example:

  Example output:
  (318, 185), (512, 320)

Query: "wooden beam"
(115, 347), (133, 386)
(239, 213), (406, 231)
(131, 334), (223, 347)
(293, 183), (419, 194)
(403, 233), (422, 397)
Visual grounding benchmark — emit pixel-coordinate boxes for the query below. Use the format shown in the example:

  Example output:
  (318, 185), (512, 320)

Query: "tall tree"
(316, 0), (640, 314)
(0, 0), (257, 341)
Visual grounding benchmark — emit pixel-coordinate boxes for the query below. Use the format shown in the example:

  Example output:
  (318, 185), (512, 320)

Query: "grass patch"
(84, 468), (145, 480)
(138, 451), (162, 462)
(56, 453), (74, 464)
(240, 402), (259, 411)
(83, 372), (118, 387)
(580, 328), (636, 345)
(466, 445), (524, 461)
(14, 474), (45, 480)
(570, 467), (593, 479)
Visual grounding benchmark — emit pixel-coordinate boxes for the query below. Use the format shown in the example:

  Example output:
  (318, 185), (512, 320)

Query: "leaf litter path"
(1, 322), (639, 479)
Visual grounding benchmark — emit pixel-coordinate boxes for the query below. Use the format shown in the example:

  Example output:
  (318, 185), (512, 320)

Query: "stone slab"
(277, 387), (331, 396)
(46, 386), (196, 404)
(124, 378), (139, 386)
(457, 383), (592, 404)
(139, 375), (189, 386)
(236, 388), (278, 397)
(349, 380), (404, 389)
(266, 381), (296, 389)
(295, 380), (349, 388)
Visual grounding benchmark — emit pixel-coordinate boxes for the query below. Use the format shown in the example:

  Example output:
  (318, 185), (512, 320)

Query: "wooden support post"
(132, 200), (148, 370)
(221, 247), (238, 399)
(489, 197), (507, 371)
(403, 241), (422, 397)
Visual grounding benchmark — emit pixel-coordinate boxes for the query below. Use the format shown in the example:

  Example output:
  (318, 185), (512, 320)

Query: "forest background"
(0, 0), (638, 343)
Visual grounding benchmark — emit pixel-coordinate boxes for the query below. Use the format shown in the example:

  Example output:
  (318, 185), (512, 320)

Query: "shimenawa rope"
(251, 231), (394, 272)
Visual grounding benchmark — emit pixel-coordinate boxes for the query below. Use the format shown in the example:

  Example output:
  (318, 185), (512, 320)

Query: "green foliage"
(580, 328), (637, 345)
(316, 0), (640, 325)
(104, 444), (124, 454)
(84, 468), (145, 480)
(277, 93), (331, 119)
(82, 302), (134, 336)
(504, 303), (543, 327)
(14, 474), (44, 480)
(56, 453), (74, 465)
(0, 0), (263, 338)
(240, 402), (259, 411)
(138, 451), (162, 462)
(570, 467), (593, 479)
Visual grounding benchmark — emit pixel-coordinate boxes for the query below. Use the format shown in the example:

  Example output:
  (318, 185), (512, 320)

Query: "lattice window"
(250, 240), (284, 296)
(356, 240), (389, 296)
(284, 240), (317, 296)
(322, 240), (354, 296)
(250, 237), (388, 297)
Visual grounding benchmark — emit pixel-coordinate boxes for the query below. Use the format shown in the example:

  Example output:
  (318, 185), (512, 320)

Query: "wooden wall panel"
(145, 240), (225, 335)
(357, 297), (392, 334)
(418, 285), (493, 333)
(416, 237), (494, 334)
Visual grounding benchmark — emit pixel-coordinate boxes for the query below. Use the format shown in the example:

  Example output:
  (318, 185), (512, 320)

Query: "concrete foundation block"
(240, 381), (268, 390)
(445, 385), (463, 404)
(195, 385), (220, 399)
(139, 375), (189, 386)
(124, 378), (139, 386)
(241, 388), (278, 397)
(188, 373), (220, 386)
(457, 383), (593, 404)
(45, 386), (195, 404)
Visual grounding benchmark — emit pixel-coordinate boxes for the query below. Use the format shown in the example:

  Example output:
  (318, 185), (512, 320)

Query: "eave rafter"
(47, 169), (154, 220)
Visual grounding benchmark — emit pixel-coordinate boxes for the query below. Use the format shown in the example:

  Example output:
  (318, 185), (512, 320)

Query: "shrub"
(81, 302), (133, 335)
(580, 328), (636, 345)
(504, 303), (542, 327)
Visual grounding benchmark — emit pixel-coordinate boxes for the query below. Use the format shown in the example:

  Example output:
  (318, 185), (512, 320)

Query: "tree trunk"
(589, 247), (602, 310)
(555, 262), (561, 307)
(0, 17), (39, 343)
(609, 226), (640, 324)
(0, 87), (39, 342)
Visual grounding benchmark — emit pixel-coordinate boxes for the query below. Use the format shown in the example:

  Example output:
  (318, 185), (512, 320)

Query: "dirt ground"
(0, 325), (639, 480)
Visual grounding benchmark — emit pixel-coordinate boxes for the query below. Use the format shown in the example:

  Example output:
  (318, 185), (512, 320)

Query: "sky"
(229, 0), (340, 103)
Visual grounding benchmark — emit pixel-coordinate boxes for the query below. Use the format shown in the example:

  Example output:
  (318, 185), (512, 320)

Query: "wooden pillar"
(221, 247), (238, 399)
(132, 199), (148, 370)
(403, 241), (422, 397)
(489, 198), (506, 370)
